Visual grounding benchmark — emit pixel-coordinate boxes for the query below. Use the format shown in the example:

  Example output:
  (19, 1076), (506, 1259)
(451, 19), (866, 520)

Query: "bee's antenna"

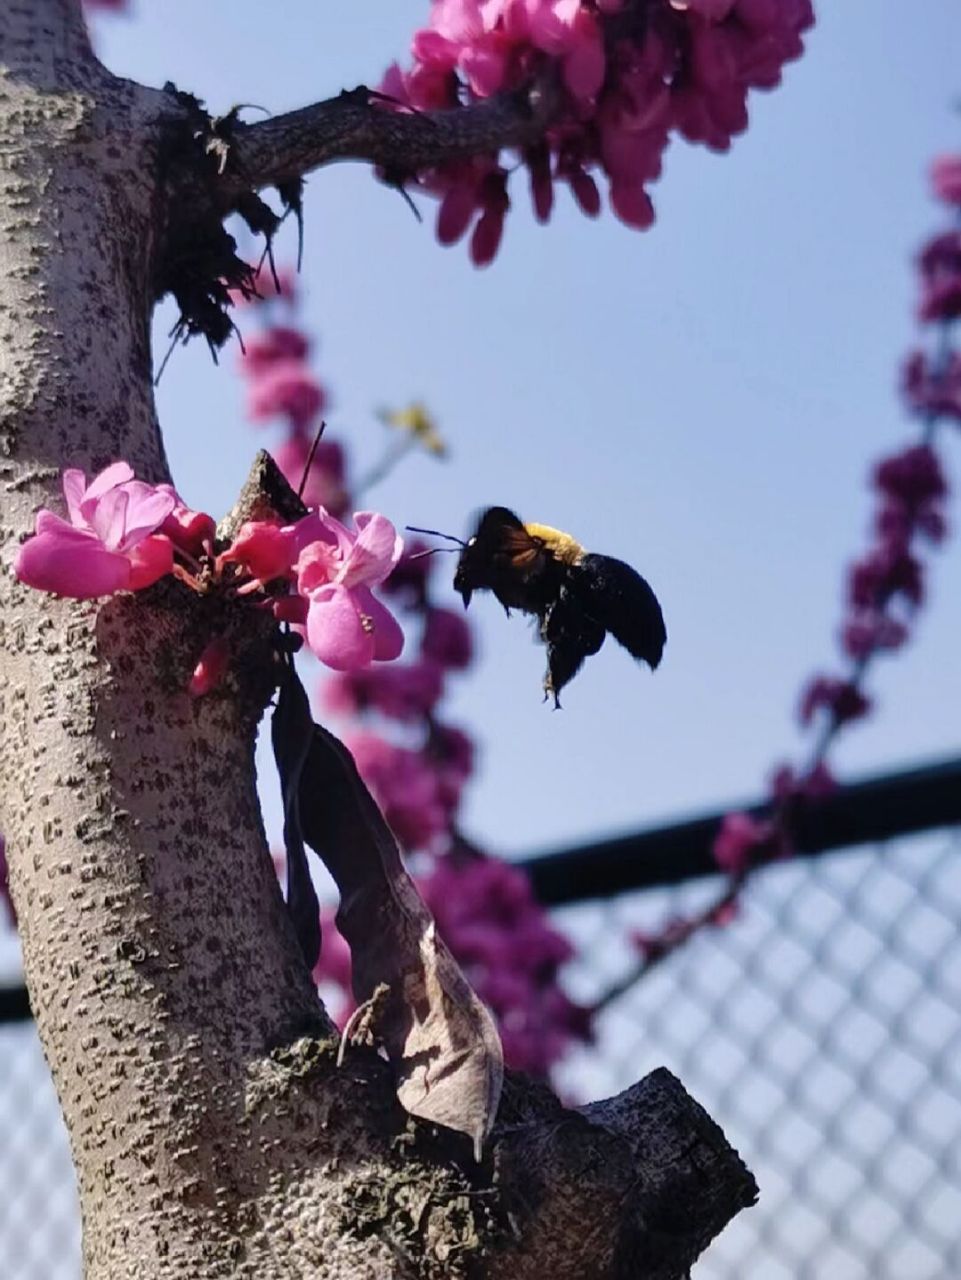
(407, 546), (460, 561)
(405, 525), (466, 547)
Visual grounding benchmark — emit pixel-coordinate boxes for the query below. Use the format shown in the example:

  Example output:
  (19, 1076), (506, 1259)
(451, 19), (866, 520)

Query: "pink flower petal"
(306, 585), (376, 670)
(114, 481), (177, 551)
(127, 534), (175, 589)
(189, 637), (231, 697)
(354, 586), (405, 661)
(80, 461), (134, 509)
(15, 517), (131, 598)
(562, 16), (605, 103)
(62, 469), (89, 527)
(340, 512), (404, 588)
(87, 485), (130, 550)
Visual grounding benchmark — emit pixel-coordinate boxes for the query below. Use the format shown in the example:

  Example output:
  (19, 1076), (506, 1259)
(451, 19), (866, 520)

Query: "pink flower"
(427, 723), (475, 779)
(295, 511), (405, 670)
(902, 350), (961, 423)
(246, 360), (326, 432)
(382, 0), (812, 264)
(712, 811), (781, 875)
(322, 660), (444, 722)
(798, 676), (871, 728)
(930, 154), (961, 206)
(847, 547), (923, 610)
(188, 638), (231, 698)
(272, 435), (348, 516)
(874, 445), (946, 507)
(347, 731), (448, 851)
(157, 485), (216, 556)
(15, 462), (176, 599)
(421, 607), (474, 669)
(219, 519), (298, 586)
(769, 761), (837, 803)
(239, 326), (310, 376)
(841, 613), (909, 659)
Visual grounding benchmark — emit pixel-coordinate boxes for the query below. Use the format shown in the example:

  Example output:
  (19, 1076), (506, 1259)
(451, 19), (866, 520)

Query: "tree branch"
(227, 82), (558, 195)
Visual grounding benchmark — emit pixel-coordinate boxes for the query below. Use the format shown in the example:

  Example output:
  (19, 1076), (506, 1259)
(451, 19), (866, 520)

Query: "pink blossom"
(841, 613), (909, 660)
(272, 435), (348, 516)
(421, 606), (474, 669)
(322, 660), (444, 722)
(219, 519), (298, 586)
(427, 723), (475, 779)
(902, 350), (961, 423)
(382, 0), (812, 264)
(798, 676), (871, 728)
(15, 462), (176, 599)
(930, 154), (961, 206)
(769, 761), (837, 803)
(295, 511), (405, 670)
(712, 811), (781, 875)
(157, 485), (216, 556)
(874, 445), (946, 507)
(239, 326), (310, 376)
(847, 546), (924, 610)
(188, 638), (231, 698)
(246, 359), (326, 432)
(347, 732), (448, 851)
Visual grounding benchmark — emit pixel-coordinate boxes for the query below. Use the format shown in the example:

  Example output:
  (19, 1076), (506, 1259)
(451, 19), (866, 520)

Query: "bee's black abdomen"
(576, 553), (666, 670)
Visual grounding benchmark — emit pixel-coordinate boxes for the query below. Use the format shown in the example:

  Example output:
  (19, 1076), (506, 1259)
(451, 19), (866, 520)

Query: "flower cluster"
(381, 0), (813, 263)
(14, 462), (208, 599)
(235, 277), (347, 515)
(14, 461), (405, 679)
(221, 509), (405, 670)
(621, 142), (958, 969)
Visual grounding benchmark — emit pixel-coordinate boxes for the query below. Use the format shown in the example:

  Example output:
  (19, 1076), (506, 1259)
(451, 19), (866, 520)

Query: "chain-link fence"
(2, 762), (960, 1279)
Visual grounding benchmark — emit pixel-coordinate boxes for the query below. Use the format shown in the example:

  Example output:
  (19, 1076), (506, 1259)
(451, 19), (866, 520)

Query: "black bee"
(413, 507), (666, 706)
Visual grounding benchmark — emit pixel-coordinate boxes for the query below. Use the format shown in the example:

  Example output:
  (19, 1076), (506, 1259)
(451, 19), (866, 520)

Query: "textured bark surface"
(0, 3), (757, 1276)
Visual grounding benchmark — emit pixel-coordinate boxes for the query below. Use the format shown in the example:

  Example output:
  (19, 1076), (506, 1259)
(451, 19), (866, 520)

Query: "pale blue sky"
(94, 1), (961, 856)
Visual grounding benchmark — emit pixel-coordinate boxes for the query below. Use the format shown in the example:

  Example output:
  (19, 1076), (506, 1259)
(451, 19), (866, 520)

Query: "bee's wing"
(542, 586), (606, 704)
(576, 553), (666, 670)
(473, 506), (544, 572)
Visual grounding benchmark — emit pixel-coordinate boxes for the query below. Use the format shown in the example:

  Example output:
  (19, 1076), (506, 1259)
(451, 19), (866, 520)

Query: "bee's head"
(453, 536), (479, 608)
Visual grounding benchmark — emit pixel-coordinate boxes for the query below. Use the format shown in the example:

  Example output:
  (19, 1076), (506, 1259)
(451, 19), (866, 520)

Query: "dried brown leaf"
(299, 724), (503, 1158)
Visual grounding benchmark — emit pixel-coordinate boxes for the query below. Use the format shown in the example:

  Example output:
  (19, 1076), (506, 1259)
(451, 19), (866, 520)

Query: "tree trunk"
(0, 3), (756, 1276)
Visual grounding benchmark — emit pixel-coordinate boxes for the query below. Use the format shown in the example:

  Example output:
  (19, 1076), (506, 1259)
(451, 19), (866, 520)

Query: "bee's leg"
(542, 590), (605, 706)
(542, 668), (562, 710)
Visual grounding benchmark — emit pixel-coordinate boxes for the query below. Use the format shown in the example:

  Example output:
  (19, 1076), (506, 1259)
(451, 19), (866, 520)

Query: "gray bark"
(0, 2), (757, 1276)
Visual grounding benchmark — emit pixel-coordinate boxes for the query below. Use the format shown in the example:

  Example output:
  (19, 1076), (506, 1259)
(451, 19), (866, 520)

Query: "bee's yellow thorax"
(524, 523), (585, 566)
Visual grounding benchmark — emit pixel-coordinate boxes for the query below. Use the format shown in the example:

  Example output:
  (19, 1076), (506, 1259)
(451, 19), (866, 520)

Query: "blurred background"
(2, 2), (960, 1277)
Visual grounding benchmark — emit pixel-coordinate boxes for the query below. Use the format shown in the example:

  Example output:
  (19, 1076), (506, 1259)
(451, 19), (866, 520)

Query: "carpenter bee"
(410, 507), (665, 706)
